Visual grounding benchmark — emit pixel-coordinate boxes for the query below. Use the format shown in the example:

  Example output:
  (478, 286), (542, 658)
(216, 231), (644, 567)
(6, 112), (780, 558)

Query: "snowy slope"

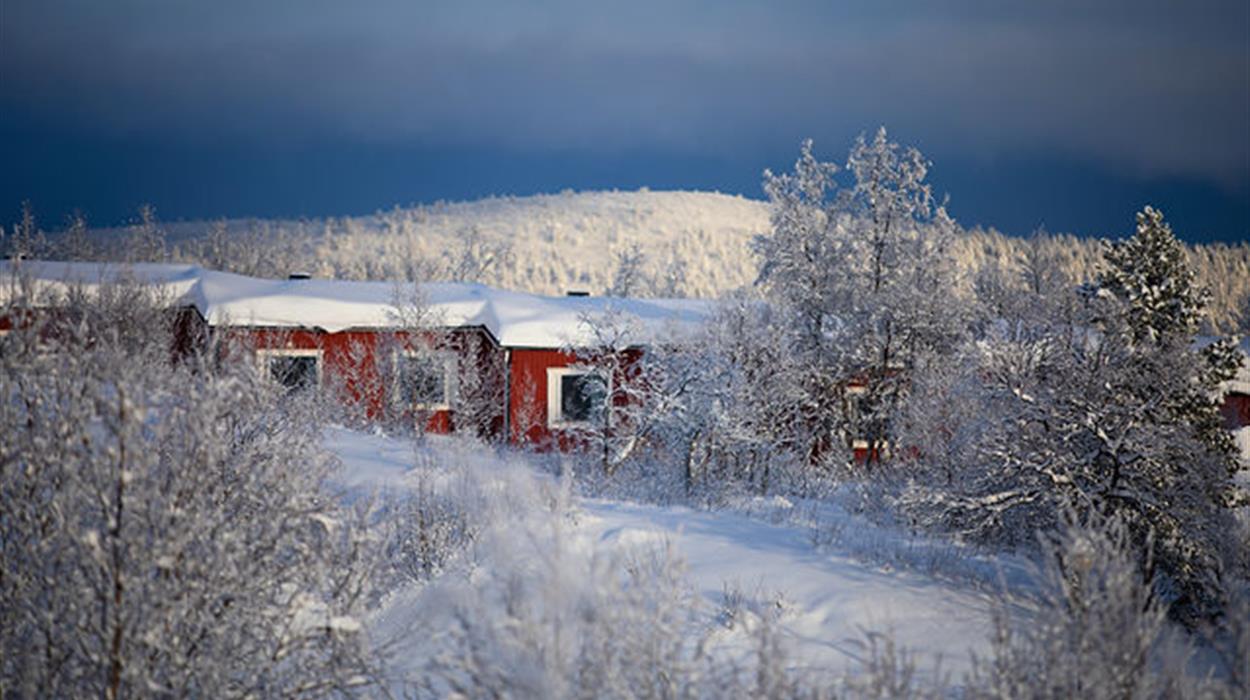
(324, 427), (999, 683)
(99, 189), (772, 298)
(79, 188), (1250, 333)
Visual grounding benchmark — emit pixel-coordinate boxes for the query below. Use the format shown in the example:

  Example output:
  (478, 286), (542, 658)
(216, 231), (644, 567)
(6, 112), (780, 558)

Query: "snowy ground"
(323, 427), (1007, 685)
(582, 499), (999, 677)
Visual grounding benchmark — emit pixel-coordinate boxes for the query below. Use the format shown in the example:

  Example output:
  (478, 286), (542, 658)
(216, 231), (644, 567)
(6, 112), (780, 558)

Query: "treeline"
(4, 187), (1248, 333)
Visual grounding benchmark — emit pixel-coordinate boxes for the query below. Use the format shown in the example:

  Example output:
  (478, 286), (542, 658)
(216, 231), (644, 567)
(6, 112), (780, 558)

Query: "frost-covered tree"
(970, 228), (1077, 341)
(904, 207), (1245, 621)
(122, 204), (168, 263)
(57, 211), (98, 261)
(1099, 206), (1206, 344)
(630, 293), (834, 498)
(753, 129), (965, 468)
(448, 331), (507, 442)
(607, 243), (648, 298)
(2, 201), (48, 260)
(442, 226), (515, 285)
(561, 307), (646, 476)
(0, 276), (386, 697)
(1096, 206), (1243, 473)
(186, 219), (234, 271)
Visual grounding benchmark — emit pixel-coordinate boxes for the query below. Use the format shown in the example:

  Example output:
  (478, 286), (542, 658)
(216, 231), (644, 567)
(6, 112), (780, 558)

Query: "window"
(257, 349), (321, 393)
(845, 382), (889, 456)
(396, 351), (454, 410)
(547, 367), (606, 426)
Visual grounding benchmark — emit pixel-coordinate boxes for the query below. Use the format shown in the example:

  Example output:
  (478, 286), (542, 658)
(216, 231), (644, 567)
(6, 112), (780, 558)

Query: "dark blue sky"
(3, 1), (1247, 242)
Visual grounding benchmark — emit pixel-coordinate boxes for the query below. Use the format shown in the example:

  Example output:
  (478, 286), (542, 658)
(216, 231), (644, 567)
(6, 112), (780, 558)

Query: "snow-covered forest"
(5, 184), (1250, 335)
(4, 131), (1249, 698)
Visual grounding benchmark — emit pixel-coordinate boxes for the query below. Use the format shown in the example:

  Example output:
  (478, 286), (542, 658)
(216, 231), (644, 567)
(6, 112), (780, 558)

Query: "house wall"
(508, 348), (575, 449)
(231, 326), (498, 436)
(1222, 393), (1250, 430)
(506, 347), (645, 451)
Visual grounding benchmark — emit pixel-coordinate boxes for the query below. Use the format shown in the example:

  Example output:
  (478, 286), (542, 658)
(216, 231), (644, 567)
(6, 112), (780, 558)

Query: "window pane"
(561, 373), (605, 422)
(400, 355), (446, 406)
(269, 355), (318, 393)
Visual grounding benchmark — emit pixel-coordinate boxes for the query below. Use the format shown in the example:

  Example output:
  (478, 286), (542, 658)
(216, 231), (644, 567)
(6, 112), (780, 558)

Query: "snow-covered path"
(325, 427), (998, 679)
(581, 499), (995, 676)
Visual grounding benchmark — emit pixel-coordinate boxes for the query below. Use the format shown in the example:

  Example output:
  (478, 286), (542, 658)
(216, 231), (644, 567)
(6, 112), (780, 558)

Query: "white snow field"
(324, 427), (1003, 690)
(583, 500), (998, 674)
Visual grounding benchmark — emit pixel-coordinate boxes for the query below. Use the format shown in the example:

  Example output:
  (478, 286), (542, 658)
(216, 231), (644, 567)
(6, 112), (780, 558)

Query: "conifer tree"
(1098, 206), (1207, 343)
(1097, 206), (1242, 478)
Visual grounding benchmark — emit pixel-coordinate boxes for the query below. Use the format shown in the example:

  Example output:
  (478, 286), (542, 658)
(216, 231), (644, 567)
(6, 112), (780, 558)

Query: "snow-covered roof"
(0, 260), (713, 348)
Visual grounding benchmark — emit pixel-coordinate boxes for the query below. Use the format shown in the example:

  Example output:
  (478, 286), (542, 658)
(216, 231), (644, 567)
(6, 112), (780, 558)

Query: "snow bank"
(325, 428), (998, 685)
(579, 499), (996, 678)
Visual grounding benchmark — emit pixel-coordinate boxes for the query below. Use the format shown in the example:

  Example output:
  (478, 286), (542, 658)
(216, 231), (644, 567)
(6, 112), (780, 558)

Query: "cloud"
(3, 1), (1247, 188)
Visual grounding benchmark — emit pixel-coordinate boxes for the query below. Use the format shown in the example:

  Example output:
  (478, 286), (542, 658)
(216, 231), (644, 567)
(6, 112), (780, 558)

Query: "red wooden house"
(6, 260), (1248, 461)
(1, 260), (710, 450)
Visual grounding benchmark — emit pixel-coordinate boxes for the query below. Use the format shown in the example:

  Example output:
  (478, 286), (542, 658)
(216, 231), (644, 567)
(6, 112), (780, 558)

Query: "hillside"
(111, 189), (771, 299)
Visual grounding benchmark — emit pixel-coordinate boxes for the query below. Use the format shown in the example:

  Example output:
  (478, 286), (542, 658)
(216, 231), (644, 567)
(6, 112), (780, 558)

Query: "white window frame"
(547, 367), (606, 427)
(394, 349), (457, 411)
(256, 347), (323, 390)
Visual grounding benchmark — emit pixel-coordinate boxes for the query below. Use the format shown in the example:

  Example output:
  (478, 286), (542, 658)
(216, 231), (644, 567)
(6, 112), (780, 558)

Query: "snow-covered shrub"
(624, 294), (845, 500)
(557, 306), (652, 477)
(0, 277), (386, 697)
(380, 506), (841, 699)
(903, 324), (1241, 618)
(387, 520), (699, 697)
(1205, 588), (1250, 694)
(966, 512), (1242, 699)
(842, 631), (947, 700)
(382, 473), (482, 584)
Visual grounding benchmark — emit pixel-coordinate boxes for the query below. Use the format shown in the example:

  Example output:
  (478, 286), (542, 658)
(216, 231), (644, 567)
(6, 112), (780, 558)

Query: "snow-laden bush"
(376, 499), (823, 699)
(0, 276), (386, 697)
(380, 472), (482, 584)
(969, 512), (1246, 699)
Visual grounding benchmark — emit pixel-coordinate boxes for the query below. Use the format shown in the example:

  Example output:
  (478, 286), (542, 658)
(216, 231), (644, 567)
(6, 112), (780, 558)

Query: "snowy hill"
(105, 189), (772, 299)
(67, 188), (1250, 331)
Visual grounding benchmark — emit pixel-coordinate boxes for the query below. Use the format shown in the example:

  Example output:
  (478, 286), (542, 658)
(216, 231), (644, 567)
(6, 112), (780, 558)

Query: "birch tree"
(754, 129), (965, 469)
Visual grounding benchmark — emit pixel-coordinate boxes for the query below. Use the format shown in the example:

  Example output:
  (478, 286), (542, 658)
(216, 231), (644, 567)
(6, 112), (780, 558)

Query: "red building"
(6, 261), (1249, 460)
(1, 260), (710, 450)
(1220, 340), (1250, 460)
